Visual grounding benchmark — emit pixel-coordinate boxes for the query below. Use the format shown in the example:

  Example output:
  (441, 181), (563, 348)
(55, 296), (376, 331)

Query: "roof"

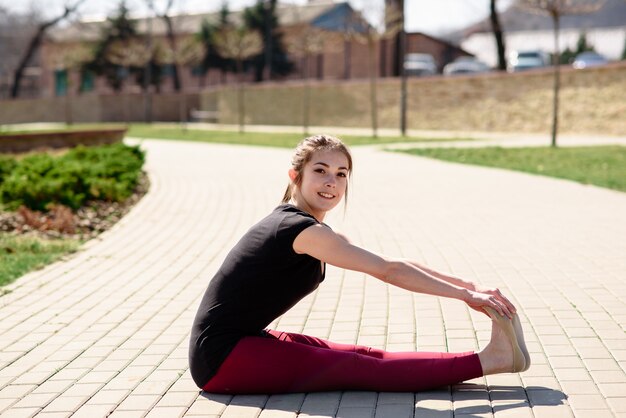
(48, 1), (357, 43)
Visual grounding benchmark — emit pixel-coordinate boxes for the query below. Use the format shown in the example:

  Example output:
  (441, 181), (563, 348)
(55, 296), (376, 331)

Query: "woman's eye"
(337, 172), (347, 178)
(315, 169), (325, 174)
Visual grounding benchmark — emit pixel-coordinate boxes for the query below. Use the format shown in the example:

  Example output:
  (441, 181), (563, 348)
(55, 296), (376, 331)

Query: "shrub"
(0, 155), (17, 184)
(0, 143), (145, 211)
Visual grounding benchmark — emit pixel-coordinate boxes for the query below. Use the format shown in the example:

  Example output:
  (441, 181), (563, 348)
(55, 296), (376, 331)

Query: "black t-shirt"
(189, 204), (327, 388)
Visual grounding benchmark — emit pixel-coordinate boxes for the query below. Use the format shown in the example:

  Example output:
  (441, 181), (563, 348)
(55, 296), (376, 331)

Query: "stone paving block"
(0, 384), (35, 399)
(339, 391), (377, 408)
(606, 397), (626, 414)
(298, 392), (340, 416)
(116, 394), (161, 411)
(0, 408), (42, 418)
(88, 389), (131, 405)
(40, 395), (89, 413)
(71, 403), (116, 418)
(374, 403), (413, 418)
(567, 394), (610, 410)
(335, 406), (374, 418)
(145, 406), (187, 418)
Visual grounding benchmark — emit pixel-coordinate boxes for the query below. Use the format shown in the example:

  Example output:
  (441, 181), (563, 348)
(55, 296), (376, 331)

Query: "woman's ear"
(288, 169), (298, 182)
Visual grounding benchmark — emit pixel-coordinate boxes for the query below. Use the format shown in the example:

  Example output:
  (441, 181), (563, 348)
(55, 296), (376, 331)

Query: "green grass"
(0, 233), (81, 290)
(0, 124), (127, 135)
(127, 124), (472, 148)
(398, 146), (626, 192)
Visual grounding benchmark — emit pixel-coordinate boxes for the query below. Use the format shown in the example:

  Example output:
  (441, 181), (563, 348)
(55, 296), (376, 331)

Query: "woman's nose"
(325, 175), (336, 187)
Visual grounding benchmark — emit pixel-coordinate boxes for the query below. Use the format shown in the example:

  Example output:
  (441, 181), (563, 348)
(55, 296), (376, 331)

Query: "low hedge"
(0, 143), (145, 211)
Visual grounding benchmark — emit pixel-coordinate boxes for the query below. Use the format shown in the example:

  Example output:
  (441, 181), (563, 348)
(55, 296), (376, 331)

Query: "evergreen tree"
(198, 4), (234, 81)
(86, 1), (161, 91)
(622, 37), (626, 60)
(243, 0), (294, 81)
(87, 2), (137, 91)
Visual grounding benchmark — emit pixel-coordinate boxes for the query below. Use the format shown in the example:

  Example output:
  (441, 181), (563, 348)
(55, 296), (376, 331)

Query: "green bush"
(0, 143), (145, 211)
(0, 155), (17, 184)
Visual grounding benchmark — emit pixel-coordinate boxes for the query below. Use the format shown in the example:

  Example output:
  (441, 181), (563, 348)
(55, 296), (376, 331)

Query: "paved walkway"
(1, 138), (625, 418)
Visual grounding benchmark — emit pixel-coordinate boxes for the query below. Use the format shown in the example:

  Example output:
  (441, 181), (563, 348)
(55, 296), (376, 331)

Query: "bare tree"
(10, 0), (87, 98)
(146, 0), (183, 91)
(516, 0), (604, 147)
(51, 44), (94, 125)
(157, 36), (205, 125)
(213, 26), (263, 133)
(106, 38), (152, 122)
(490, 0), (507, 70)
(354, 1), (402, 138)
(286, 21), (336, 135)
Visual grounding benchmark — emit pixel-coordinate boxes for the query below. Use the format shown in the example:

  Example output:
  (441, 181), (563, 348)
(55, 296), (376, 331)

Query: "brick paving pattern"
(1, 139), (625, 417)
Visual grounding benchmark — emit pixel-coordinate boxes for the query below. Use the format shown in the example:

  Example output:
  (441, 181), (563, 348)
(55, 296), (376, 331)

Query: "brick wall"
(203, 62), (626, 136)
(0, 93), (199, 125)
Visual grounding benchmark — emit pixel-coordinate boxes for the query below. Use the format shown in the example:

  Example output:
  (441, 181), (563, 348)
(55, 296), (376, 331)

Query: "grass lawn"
(0, 233), (81, 291)
(0, 123), (127, 135)
(127, 124), (473, 147)
(397, 145), (626, 193)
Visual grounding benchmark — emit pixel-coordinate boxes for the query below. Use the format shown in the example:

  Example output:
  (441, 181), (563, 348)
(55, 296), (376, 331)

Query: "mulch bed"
(0, 172), (149, 240)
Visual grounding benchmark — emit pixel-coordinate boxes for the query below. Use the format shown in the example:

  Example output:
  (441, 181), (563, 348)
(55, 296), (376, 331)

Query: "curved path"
(1, 139), (625, 418)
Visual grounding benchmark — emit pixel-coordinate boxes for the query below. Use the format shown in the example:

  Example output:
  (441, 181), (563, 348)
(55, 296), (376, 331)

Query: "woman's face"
(290, 149), (350, 220)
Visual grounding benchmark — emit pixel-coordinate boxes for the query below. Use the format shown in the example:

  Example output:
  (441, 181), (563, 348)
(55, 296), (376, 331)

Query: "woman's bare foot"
(478, 316), (525, 375)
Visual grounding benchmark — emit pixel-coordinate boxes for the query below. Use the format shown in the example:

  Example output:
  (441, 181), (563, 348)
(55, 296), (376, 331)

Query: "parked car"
(508, 50), (551, 72)
(572, 51), (608, 69)
(404, 53), (437, 76)
(443, 57), (490, 76)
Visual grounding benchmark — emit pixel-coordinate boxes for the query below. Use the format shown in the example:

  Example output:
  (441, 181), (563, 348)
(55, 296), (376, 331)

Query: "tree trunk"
(399, 29), (407, 136)
(489, 0), (507, 71)
(237, 58), (245, 133)
(343, 39), (351, 79)
(303, 55), (310, 135)
(551, 13), (560, 148)
(10, 1), (84, 98)
(368, 36), (378, 138)
(163, 14), (182, 91)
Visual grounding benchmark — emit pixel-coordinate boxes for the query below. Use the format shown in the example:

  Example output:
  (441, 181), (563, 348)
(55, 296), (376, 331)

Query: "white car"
(443, 57), (490, 76)
(572, 52), (608, 69)
(508, 50), (551, 72)
(404, 53), (437, 76)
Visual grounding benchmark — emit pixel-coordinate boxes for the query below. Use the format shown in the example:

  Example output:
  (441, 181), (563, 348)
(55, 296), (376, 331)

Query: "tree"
(157, 37), (205, 124)
(87, 2), (141, 92)
(561, 32), (595, 63)
(286, 26), (331, 135)
(51, 44), (94, 125)
(489, 0), (507, 70)
(516, 0), (605, 147)
(198, 3), (234, 85)
(354, 1), (402, 138)
(10, 0), (87, 98)
(146, 0), (182, 91)
(106, 38), (152, 121)
(622, 36), (626, 60)
(243, 0), (294, 81)
(212, 26), (263, 133)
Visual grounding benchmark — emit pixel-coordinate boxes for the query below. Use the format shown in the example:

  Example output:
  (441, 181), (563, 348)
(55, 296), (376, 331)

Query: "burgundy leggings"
(202, 330), (483, 394)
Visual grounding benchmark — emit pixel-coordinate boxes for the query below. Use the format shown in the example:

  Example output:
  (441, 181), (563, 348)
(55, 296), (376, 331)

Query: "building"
(36, 0), (472, 98)
(457, 0), (626, 67)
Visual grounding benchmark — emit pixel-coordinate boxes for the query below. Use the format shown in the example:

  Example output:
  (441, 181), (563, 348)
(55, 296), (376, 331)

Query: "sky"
(0, 0), (513, 35)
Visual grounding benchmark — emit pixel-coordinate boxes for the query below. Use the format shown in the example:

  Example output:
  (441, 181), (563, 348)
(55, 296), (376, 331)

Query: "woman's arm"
(294, 225), (515, 317)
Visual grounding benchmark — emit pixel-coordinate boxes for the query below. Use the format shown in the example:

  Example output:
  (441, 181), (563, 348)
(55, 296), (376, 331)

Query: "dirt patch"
(0, 172), (150, 240)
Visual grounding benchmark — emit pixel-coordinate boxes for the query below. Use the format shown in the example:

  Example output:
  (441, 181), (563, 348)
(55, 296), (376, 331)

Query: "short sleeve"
(275, 209), (318, 256)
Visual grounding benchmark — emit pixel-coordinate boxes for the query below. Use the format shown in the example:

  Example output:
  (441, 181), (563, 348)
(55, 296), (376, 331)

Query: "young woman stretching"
(189, 134), (530, 394)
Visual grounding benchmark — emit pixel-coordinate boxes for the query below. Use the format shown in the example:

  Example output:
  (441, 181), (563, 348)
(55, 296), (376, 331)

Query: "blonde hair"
(282, 134), (353, 205)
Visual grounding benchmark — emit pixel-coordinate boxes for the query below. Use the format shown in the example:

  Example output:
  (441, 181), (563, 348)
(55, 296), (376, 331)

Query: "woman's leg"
(202, 333), (483, 394)
(265, 329), (466, 360)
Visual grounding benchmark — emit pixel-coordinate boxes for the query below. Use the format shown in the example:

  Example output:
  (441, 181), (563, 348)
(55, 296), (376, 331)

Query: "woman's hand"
(464, 287), (516, 319)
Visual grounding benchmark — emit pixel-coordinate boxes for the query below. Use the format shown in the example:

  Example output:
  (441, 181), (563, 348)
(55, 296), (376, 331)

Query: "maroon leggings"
(202, 330), (483, 394)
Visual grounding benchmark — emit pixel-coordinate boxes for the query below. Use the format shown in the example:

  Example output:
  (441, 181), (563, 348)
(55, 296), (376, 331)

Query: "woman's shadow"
(200, 385), (567, 416)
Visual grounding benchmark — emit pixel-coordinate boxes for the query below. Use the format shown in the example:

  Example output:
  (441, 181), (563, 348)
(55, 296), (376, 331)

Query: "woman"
(189, 134), (529, 394)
